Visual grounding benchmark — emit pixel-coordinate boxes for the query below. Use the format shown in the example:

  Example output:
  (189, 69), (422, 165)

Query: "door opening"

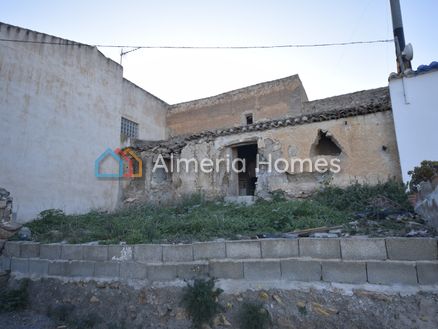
(235, 143), (258, 196)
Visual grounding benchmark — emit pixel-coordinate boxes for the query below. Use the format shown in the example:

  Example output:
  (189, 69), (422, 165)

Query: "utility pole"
(389, 0), (412, 73)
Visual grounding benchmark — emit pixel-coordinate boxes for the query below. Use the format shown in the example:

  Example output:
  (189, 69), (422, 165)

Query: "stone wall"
(125, 106), (401, 202)
(167, 75), (308, 136)
(0, 22), (168, 221)
(1, 238), (437, 285)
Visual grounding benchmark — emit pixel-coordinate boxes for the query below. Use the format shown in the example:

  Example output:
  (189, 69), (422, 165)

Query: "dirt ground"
(1, 276), (438, 329)
(0, 310), (55, 329)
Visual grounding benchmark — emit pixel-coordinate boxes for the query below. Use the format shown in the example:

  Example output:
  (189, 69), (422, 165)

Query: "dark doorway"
(235, 144), (258, 195)
(245, 113), (253, 125)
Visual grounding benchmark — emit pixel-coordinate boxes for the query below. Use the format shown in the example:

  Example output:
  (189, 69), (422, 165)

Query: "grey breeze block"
(193, 242), (226, 260)
(299, 238), (341, 259)
(226, 240), (261, 259)
(386, 238), (437, 261)
(134, 244), (163, 262)
(280, 259), (321, 282)
(261, 239), (299, 258)
(61, 245), (83, 260)
(322, 260), (367, 284)
(340, 238), (387, 260)
(163, 244), (193, 262)
(367, 261), (418, 285)
(209, 260), (244, 279)
(40, 244), (62, 260)
(20, 242), (40, 258)
(82, 245), (108, 261)
(244, 260), (281, 280)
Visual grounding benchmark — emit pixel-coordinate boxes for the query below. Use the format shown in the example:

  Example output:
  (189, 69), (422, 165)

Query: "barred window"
(121, 117), (138, 139)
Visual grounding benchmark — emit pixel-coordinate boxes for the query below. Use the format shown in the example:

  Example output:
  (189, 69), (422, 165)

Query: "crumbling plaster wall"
(254, 111), (401, 197)
(167, 75), (308, 136)
(0, 23), (168, 221)
(125, 111), (401, 202)
(214, 111), (400, 198)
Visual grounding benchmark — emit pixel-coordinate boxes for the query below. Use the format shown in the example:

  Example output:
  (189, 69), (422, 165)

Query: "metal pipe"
(389, 0), (411, 72)
(390, 0), (406, 53)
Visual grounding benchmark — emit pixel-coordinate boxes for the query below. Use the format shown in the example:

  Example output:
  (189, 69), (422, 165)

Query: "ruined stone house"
(0, 22), (401, 222)
(125, 78), (401, 204)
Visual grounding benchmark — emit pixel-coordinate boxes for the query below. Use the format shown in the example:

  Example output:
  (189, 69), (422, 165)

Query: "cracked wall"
(124, 110), (401, 202)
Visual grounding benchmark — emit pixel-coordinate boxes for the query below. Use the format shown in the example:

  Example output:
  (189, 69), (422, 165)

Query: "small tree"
(181, 278), (223, 329)
(238, 301), (271, 329)
(408, 161), (438, 192)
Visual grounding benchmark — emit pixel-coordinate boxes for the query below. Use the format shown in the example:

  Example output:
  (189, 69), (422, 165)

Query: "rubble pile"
(0, 188), (12, 223)
(0, 187), (21, 240)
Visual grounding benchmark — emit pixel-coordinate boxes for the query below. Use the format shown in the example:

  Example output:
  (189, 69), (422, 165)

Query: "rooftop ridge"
(133, 96), (391, 153)
(169, 74), (302, 110)
(304, 86), (388, 105)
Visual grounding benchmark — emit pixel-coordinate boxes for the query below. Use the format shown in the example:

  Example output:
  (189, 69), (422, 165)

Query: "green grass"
(23, 181), (409, 244)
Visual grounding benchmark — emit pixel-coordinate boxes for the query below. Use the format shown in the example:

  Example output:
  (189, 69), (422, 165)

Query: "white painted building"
(0, 23), (168, 222)
(389, 65), (438, 183)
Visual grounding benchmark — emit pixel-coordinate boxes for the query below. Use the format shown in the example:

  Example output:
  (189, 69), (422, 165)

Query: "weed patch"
(181, 278), (223, 329)
(0, 279), (29, 313)
(22, 181), (410, 244)
(238, 301), (271, 329)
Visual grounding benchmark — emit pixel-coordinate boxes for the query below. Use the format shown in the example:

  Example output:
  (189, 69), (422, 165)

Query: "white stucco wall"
(389, 70), (438, 183)
(0, 23), (168, 222)
(122, 79), (168, 141)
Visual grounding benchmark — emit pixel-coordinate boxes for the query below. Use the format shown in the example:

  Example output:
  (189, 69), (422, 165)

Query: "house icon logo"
(95, 147), (142, 178)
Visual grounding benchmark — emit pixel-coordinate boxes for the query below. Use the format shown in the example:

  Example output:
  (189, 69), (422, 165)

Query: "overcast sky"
(3, 0), (437, 104)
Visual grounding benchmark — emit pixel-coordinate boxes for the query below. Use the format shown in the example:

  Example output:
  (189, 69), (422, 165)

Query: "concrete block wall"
(0, 238), (437, 286)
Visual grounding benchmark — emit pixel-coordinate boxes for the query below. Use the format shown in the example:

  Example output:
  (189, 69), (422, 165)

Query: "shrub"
(238, 301), (271, 329)
(408, 160), (438, 192)
(0, 279), (29, 312)
(181, 278), (223, 329)
(38, 209), (65, 220)
(312, 180), (410, 211)
(47, 304), (75, 322)
(47, 304), (101, 329)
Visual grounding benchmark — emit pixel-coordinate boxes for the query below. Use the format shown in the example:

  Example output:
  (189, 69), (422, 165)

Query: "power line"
(0, 38), (393, 50)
